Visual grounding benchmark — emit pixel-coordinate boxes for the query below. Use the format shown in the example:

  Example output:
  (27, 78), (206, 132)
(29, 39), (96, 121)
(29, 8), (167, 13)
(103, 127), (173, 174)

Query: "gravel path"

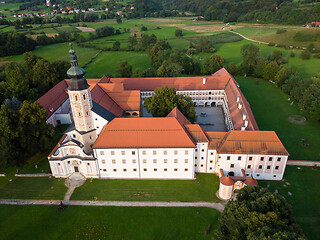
(229, 30), (269, 44)
(0, 199), (225, 212)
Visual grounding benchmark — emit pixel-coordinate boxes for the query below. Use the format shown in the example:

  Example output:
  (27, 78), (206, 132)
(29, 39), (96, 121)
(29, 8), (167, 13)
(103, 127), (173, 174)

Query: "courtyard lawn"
(0, 205), (220, 240)
(236, 76), (320, 160)
(0, 173), (67, 200)
(260, 166), (320, 240)
(72, 173), (219, 202)
(84, 51), (152, 78)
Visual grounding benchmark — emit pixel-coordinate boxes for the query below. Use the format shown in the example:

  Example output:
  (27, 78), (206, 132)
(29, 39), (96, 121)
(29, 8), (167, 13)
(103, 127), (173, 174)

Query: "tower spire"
(67, 43), (89, 91)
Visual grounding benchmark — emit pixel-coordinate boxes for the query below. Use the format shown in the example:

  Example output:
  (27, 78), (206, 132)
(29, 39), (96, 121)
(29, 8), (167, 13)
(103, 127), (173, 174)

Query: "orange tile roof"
(184, 124), (209, 142)
(218, 131), (289, 155)
(166, 107), (191, 126)
(219, 176), (234, 186)
(91, 84), (124, 117)
(93, 118), (196, 149)
(98, 83), (141, 111)
(49, 134), (67, 157)
(206, 132), (228, 149)
(224, 76), (259, 131)
(37, 80), (69, 119)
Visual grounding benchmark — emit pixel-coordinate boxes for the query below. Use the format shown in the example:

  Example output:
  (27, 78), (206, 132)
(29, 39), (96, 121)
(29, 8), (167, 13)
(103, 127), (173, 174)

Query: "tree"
(197, 37), (215, 53)
(18, 101), (55, 155)
(226, 62), (239, 76)
(201, 54), (225, 75)
(112, 41), (120, 51)
(262, 61), (279, 81)
(116, 60), (132, 77)
(175, 29), (183, 37)
(300, 49), (311, 60)
(241, 44), (262, 74)
(132, 68), (145, 77)
(301, 77), (320, 120)
(145, 86), (197, 123)
(215, 186), (305, 240)
(5, 62), (29, 99)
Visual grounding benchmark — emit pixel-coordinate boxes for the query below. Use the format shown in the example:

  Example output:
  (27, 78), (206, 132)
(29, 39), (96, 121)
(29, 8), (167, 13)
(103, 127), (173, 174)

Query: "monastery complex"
(37, 45), (289, 200)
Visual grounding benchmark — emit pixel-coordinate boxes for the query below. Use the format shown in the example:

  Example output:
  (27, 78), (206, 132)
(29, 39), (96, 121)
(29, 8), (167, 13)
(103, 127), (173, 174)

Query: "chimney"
(236, 96), (240, 102)
(242, 112), (247, 120)
(203, 77), (206, 85)
(238, 101), (243, 110)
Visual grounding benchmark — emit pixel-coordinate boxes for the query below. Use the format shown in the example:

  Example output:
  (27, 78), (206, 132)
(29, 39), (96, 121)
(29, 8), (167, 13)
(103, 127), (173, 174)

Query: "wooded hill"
(135, 0), (320, 25)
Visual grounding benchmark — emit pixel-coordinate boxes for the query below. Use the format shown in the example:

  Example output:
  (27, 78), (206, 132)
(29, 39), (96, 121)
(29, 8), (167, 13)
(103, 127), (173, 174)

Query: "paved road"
(287, 160), (320, 166)
(0, 199), (225, 212)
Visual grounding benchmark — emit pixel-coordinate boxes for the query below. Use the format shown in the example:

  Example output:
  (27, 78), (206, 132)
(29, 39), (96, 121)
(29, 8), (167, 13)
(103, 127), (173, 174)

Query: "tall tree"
(116, 60), (132, 77)
(241, 44), (262, 74)
(215, 186), (305, 240)
(145, 86), (197, 123)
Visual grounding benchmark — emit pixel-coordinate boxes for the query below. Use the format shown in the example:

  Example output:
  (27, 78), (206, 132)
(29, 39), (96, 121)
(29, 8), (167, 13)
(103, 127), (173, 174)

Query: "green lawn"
(0, 173), (67, 200)
(0, 205), (220, 240)
(237, 76), (320, 160)
(72, 173), (219, 202)
(260, 166), (320, 240)
(84, 51), (151, 78)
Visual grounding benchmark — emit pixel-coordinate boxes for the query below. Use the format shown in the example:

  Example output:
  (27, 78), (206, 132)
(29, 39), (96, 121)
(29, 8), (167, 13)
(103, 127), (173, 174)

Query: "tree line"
(0, 52), (70, 170)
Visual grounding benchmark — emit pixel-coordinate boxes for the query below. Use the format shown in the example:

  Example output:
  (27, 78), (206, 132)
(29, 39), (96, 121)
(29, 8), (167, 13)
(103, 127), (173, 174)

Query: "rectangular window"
(174, 168), (178, 172)
(112, 160), (116, 164)
(121, 151), (125, 155)
(211, 152), (214, 155)
(142, 150), (146, 155)
(164, 150), (167, 155)
(100, 151), (104, 155)
(102, 160), (106, 164)
(153, 159), (157, 164)
(267, 166), (271, 169)
(195, 157), (197, 159)
(184, 168), (188, 171)
(185, 159), (188, 164)
(164, 159), (168, 164)
(113, 169), (117, 172)
(260, 157), (264, 161)
(275, 166), (279, 170)
(249, 156), (252, 161)
(200, 164), (204, 167)
(210, 160), (213, 163)
(67, 161), (70, 164)
(143, 169), (147, 172)
(123, 169), (127, 172)
(122, 159), (126, 164)
(103, 169), (107, 172)
(133, 169), (137, 172)
(273, 175), (276, 177)
(153, 150), (156, 155)
(195, 149), (198, 152)
(257, 174), (260, 177)
(201, 157), (204, 160)
(259, 165), (262, 169)
(247, 165), (251, 169)
(174, 150), (178, 155)
(132, 159), (136, 164)
(227, 156), (230, 160)
(238, 156), (241, 160)
(277, 157), (281, 162)
(185, 150), (189, 155)
(202, 149), (204, 152)
(209, 167), (212, 170)
(174, 159), (178, 164)
(195, 164), (197, 167)
(164, 168), (167, 171)
(154, 168), (157, 172)
(230, 164), (234, 168)
(111, 151), (115, 155)
(143, 159), (147, 164)
(132, 151), (136, 155)
(269, 157), (272, 161)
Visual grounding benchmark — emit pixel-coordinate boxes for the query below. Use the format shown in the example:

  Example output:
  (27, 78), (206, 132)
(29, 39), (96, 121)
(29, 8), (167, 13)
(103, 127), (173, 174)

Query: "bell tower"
(67, 43), (97, 154)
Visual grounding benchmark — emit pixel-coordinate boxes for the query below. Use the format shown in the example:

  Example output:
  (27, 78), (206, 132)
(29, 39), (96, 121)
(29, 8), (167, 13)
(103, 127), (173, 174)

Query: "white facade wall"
(218, 153), (288, 180)
(219, 154), (248, 176)
(46, 99), (70, 127)
(95, 148), (195, 179)
(207, 150), (217, 173)
(92, 111), (109, 135)
(195, 143), (208, 173)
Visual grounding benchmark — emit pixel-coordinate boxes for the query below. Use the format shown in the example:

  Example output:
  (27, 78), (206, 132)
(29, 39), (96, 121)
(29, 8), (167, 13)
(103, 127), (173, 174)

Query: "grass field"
(260, 166), (320, 240)
(84, 51), (151, 77)
(0, 205), (220, 240)
(237, 76), (320, 160)
(72, 173), (220, 202)
(0, 173), (67, 200)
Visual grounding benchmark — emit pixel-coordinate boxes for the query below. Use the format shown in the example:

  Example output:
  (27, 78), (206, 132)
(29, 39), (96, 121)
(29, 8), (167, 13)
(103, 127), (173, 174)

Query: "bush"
(290, 51), (295, 57)
(300, 49), (311, 60)
(276, 29), (287, 34)
(141, 26), (147, 31)
(175, 29), (183, 37)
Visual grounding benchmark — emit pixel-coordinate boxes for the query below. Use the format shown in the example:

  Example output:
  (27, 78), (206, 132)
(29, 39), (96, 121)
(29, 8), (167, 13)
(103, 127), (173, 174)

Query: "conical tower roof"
(67, 43), (89, 91)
